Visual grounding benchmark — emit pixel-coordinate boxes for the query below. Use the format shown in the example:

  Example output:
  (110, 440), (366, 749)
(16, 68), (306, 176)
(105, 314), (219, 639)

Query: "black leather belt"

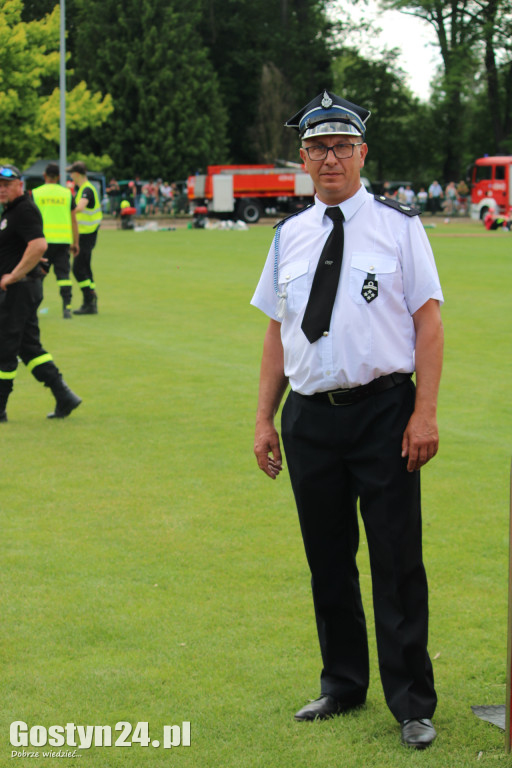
(302, 372), (412, 406)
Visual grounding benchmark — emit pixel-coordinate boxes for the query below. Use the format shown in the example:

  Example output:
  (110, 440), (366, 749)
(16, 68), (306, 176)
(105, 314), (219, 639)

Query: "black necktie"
(301, 206), (344, 343)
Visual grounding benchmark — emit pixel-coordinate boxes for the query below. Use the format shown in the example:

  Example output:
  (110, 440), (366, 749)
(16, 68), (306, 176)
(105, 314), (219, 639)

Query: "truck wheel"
(237, 200), (261, 223)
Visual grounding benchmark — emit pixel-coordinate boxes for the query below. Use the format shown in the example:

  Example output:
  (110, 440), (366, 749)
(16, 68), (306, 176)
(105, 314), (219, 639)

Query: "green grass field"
(1, 216), (511, 767)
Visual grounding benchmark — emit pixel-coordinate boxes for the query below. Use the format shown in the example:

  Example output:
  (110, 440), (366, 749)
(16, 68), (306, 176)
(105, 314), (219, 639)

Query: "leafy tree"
(198, 0), (334, 162)
(0, 0), (44, 164)
(378, 0), (512, 176)
(24, 0), (335, 169)
(475, 0), (512, 151)
(331, 47), (440, 185)
(66, 0), (229, 180)
(40, 82), (114, 158)
(20, 0), (54, 20)
(0, 0), (112, 168)
(250, 63), (299, 163)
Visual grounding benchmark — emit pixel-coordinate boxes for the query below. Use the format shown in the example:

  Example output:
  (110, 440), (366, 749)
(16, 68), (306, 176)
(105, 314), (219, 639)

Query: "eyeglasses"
(304, 143), (363, 161)
(0, 167), (20, 179)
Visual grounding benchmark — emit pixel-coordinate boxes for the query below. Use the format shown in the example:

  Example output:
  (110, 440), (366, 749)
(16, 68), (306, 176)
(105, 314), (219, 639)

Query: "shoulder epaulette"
(374, 195), (420, 217)
(273, 203), (314, 229)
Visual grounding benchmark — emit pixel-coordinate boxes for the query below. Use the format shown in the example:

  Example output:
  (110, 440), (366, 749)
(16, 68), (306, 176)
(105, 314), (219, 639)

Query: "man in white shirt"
(159, 181), (173, 213)
(404, 184), (416, 206)
(252, 90), (444, 749)
(428, 179), (444, 214)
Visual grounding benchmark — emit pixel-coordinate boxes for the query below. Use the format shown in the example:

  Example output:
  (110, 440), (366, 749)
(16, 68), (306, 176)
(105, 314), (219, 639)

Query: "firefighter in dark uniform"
(32, 162), (80, 319)
(67, 161), (102, 315)
(0, 165), (82, 422)
(252, 91), (444, 749)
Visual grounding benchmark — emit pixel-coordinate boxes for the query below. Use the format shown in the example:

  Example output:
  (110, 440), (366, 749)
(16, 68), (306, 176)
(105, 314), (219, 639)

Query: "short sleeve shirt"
(0, 193), (45, 276)
(79, 186), (96, 209)
(251, 185), (444, 395)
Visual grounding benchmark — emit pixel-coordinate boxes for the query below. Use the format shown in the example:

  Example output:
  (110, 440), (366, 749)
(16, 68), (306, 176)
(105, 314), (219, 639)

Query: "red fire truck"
(187, 163), (314, 223)
(469, 155), (512, 219)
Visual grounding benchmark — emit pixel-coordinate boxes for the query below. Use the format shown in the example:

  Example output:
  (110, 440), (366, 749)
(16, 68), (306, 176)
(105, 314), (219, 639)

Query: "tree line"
(2, 0), (511, 188)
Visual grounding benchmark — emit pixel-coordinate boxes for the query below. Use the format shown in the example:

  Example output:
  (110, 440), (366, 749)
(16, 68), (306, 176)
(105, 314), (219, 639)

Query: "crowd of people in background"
(104, 177), (188, 217)
(380, 179), (470, 216)
(101, 173), (475, 220)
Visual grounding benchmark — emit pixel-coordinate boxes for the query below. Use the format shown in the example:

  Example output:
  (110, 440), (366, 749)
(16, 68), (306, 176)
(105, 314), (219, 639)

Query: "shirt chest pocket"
(348, 252), (397, 305)
(278, 259), (309, 314)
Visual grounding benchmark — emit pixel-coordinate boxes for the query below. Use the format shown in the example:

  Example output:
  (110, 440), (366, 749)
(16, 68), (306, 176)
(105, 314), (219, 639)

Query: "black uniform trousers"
(281, 377), (437, 722)
(44, 243), (72, 305)
(0, 280), (62, 408)
(73, 230), (97, 288)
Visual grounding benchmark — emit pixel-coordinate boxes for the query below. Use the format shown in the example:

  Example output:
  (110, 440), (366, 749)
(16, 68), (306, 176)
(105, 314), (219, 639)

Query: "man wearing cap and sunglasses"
(0, 165), (82, 421)
(252, 91), (444, 749)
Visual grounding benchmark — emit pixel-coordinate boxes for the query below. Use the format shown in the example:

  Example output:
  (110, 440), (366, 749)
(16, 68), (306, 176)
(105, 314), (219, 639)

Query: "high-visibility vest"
(32, 183), (73, 244)
(75, 181), (103, 234)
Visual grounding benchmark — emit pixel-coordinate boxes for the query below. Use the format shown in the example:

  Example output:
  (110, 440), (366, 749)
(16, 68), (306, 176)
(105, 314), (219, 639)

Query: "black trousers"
(0, 280), (61, 409)
(73, 230), (98, 289)
(44, 243), (72, 305)
(281, 379), (437, 722)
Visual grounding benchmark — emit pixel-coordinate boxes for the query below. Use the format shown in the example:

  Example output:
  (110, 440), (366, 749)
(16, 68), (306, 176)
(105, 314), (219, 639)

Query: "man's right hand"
(254, 420), (283, 479)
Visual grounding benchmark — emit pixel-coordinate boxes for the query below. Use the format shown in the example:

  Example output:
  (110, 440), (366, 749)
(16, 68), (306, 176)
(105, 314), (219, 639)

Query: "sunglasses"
(0, 167), (20, 179)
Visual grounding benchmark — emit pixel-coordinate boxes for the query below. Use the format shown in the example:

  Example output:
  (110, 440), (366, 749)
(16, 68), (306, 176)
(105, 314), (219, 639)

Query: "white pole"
(59, 0), (66, 186)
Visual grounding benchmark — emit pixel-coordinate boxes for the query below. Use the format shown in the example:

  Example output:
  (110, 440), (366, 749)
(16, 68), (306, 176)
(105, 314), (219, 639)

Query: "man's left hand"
(0, 273), (15, 291)
(402, 411), (439, 472)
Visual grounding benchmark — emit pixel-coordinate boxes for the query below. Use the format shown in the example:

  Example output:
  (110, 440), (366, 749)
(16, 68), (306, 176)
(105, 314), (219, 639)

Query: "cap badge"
(321, 91), (333, 109)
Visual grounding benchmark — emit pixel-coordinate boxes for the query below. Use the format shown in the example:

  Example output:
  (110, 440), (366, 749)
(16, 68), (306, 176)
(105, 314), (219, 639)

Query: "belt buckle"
(327, 388), (351, 406)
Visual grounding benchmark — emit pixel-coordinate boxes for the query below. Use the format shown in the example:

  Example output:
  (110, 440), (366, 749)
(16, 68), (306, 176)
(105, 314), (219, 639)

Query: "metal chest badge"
(361, 273), (378, 303)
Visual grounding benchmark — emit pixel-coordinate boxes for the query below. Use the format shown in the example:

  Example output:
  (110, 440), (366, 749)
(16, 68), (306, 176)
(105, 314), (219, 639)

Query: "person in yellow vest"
(67, 161), (103, 314)
(32, 162), (79, 319)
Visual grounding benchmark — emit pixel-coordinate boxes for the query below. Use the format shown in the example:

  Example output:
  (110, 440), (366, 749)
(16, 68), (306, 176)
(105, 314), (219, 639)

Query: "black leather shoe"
(0, 410), (7, 423)
(401, 718), (437, 749)
(294, 695), (365, 721)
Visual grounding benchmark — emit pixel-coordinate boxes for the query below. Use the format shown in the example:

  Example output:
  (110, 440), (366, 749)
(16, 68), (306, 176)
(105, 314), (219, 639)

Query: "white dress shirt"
(251, 185), (444, 395)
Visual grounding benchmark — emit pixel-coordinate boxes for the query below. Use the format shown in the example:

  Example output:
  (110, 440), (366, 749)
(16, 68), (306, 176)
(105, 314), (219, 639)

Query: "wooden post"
(506, 460), (512, 752)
